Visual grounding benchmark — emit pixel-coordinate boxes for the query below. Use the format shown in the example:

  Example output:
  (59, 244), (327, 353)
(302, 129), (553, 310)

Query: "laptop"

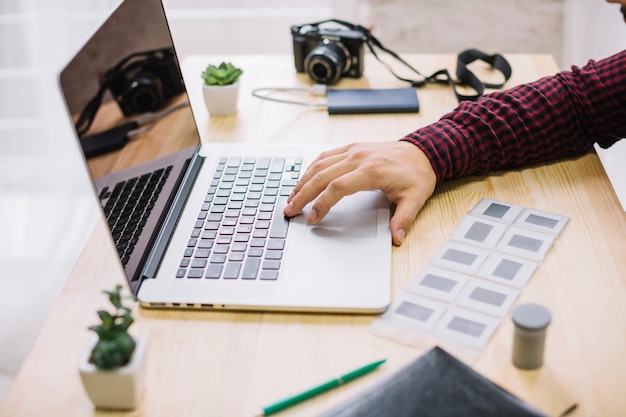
(595, 142), (626, 212)
(58, 0), (391, 313)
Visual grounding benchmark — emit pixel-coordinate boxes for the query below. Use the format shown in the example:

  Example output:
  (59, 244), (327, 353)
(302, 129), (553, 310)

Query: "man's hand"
(283, 141), (437, 246)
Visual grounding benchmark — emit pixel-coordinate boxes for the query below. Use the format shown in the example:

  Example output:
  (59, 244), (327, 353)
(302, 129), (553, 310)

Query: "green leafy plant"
(201, 62), (243, 86)
(89, 285), (137, 370)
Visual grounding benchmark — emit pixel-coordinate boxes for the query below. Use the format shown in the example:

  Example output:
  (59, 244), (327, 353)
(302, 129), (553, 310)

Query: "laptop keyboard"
(177, 156), (302, 281)
(100, 166), (173, 266)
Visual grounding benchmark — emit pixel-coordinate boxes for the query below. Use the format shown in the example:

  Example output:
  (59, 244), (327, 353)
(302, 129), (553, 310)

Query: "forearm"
(401, 50), (626, 182)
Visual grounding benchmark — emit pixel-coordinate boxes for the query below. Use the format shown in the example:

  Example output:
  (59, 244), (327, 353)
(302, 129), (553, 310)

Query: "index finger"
(290, 144), (351, 198)
(284, 151), (355, 217)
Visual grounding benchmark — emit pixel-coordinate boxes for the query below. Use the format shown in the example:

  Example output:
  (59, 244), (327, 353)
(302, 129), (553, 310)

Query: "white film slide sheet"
(383, 293), (448, 332)
(469, 198), (524, 224)
(476, 252), (538, 288)
(406, 265), (471, 302)
(371, 198), (569, 352)
(515, 207), (570, 235)
(456, 278), (520, 317)
(430, 241), (489, 275)
(434, 307), (501, 349)
(497, 226), (555, 261)
(450, 215), (508, 249)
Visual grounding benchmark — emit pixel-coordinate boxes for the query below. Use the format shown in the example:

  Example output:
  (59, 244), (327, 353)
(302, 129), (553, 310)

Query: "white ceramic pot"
(202, 80), (240, 116)
(79, 335), (147, 410)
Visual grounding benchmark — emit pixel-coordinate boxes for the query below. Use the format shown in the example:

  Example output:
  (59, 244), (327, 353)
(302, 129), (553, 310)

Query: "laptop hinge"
(138, 151), (205, 290)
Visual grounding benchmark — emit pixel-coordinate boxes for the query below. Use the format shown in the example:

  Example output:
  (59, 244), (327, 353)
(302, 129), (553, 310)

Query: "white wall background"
(1, 0), (625, 406)
(345, 0), (626, 70)
(563, 0), (626, 68)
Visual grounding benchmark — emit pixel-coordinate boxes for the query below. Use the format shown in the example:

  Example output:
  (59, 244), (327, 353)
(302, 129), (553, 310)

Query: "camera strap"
(295, 19), (512, 102)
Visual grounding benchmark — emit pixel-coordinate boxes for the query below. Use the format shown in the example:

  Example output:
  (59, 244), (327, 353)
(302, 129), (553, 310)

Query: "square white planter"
(79, 335), (147, 410)
(202, 81), (240, 116)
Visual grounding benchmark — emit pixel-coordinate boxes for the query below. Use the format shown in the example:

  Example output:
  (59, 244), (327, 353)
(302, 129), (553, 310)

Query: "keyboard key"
(248, 248), (263, 257)
(220, 226), (235, 235)
(269, 197), (290, 238)
(210, 254), (227, 263)
(260, 270), (279, 280)
(257, 212), (272, 221)
(234, 233), (250, 242)
(262, 196), (277, 204)
(195, 249), (210, 258)
(206, 264), (223, 279)
(265, 250), (283, 260)
(227, 157), (241, 167)
(263, 260), (281, 270)
(280, 186), (294, 196)
(217, 236), (232, 245)
(242, 258), (261, 279)
(213, 245), (229, 254)
(188, 269), (204, 279)
(237, 224), (253, 233)
(231, 242), (247, 252)
(191, 259), (207, 268)
(253, 229), (268, 238)
(223, 218), (238, 226)
(270, 158), (285, 173)
(255, 220), (270, 229)
(257, 158), (271, 169)
(229, 252), (245, 261)
(201, 230), (217, 239)
(267, 239), (285, 250)
(224, 262), (242, 279)
(198, 239), (214, 249)
(250, 238), (266, 247)
(208, 213), (223, 222)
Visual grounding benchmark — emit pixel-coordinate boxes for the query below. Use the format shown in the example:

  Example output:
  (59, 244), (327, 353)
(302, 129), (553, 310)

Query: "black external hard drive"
(326, 87), (419, 115)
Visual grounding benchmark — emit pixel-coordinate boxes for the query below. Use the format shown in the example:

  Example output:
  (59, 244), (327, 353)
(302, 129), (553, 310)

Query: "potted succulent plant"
(201, 61), (243, 116)
(79, 285), (147, 410)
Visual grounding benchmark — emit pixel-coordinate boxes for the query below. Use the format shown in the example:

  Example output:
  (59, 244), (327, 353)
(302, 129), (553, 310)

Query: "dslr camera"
(105, 47), (184, 116)
(291, 22), (367, 85)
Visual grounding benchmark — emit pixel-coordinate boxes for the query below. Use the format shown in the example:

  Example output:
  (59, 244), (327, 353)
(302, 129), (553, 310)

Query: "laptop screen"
(59, 0), (203, 291)
(59, 0), (201, 172)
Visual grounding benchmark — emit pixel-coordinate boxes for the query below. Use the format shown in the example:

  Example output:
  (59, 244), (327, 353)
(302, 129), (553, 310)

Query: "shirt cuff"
(399, 119), (471, 183)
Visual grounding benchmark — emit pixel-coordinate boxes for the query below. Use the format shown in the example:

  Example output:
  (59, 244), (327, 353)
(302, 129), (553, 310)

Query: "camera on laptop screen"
(106, 47), (184, 116)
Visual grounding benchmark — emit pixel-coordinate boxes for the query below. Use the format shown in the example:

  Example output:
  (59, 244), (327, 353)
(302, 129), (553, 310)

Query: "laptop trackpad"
(305, 192), (378, 238)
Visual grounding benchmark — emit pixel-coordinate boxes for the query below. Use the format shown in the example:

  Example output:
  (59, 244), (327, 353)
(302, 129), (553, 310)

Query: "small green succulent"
(201, 62), (243, 86)
(88, 285), (137, 370)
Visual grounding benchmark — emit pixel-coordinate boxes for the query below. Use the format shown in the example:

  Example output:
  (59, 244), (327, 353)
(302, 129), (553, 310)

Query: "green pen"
(255, 359), (386, 416)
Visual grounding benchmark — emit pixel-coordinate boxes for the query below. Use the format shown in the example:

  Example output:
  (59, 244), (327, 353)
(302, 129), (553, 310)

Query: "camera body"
(106, 48), (184, 116)
(292, 24), (366, 85)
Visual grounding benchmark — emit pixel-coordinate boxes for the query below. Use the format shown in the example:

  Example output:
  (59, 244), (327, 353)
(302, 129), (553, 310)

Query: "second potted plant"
(78, 285), (147, 410)
(201, 61), (244, 116)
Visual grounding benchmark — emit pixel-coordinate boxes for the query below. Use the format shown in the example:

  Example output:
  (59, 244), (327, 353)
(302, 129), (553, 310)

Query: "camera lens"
(122, 73), (165, 114)
(304, 41), (350, 85)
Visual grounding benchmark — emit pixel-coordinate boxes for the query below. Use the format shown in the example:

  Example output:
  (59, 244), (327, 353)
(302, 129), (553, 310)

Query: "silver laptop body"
(58, 0), (391, 313)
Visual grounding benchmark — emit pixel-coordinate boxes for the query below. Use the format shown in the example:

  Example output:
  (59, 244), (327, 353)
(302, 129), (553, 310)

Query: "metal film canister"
(511, 303), (551, 369)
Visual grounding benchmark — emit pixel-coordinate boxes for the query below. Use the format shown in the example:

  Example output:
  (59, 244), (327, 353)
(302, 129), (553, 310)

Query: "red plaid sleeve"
(401, 50), (626, 182)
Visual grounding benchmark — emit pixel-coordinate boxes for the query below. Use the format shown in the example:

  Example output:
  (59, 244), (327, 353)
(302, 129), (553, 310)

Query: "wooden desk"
(3, 54), (626, 417)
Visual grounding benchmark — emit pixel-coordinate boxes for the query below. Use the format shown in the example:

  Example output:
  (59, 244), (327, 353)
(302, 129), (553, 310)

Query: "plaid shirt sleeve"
(400, 50), (626, 182)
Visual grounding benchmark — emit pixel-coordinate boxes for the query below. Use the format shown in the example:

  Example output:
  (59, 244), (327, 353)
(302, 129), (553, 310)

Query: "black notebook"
(326, 88), (419, 115)
(319, 346), (548, 417)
